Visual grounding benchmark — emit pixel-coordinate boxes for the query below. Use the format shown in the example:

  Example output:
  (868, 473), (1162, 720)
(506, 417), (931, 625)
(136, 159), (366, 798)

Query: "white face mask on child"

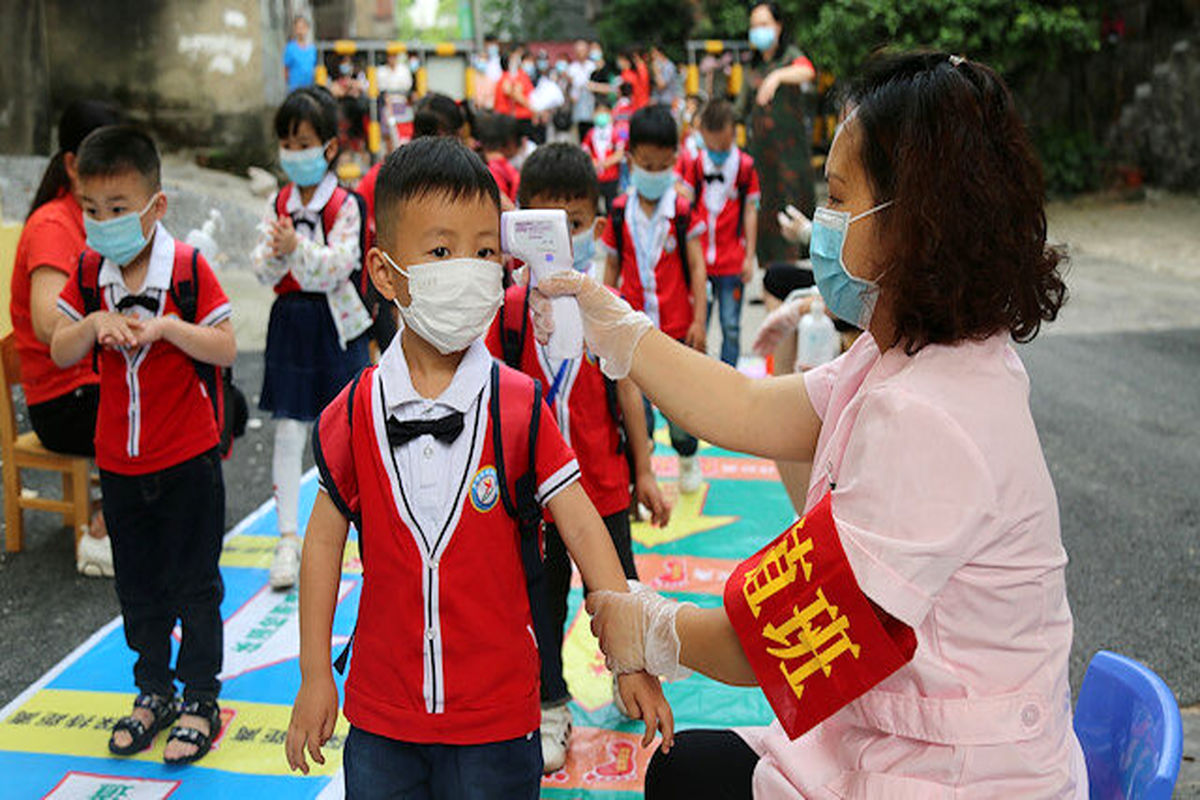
(381, 252), (504, 355)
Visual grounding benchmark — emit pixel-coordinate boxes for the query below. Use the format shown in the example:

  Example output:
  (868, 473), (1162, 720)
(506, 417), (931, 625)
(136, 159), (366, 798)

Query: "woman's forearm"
(677, 605), (757, 685)
(628, 331), (820, 461)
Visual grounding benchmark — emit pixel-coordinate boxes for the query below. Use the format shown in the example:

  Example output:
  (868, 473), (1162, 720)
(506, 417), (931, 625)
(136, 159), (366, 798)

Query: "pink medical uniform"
(737, 332), (1087, 799)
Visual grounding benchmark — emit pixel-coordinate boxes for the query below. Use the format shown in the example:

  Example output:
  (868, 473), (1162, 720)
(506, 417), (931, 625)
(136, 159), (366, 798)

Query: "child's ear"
(367, 247), (408, 306)
(150, 191), (168, 223)
(591, 216), (604, 238)
(324, 138), (339, 164)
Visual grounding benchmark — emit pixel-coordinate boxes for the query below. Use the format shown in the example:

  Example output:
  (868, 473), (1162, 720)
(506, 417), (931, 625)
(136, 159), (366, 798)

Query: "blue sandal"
(163, 699), (222, 765)
(108, 692), (178, 756)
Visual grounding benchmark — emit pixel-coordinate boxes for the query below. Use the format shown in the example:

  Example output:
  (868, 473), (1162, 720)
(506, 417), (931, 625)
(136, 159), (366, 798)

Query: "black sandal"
(163, 698), (222, 765)
(108, 692), (179, 756)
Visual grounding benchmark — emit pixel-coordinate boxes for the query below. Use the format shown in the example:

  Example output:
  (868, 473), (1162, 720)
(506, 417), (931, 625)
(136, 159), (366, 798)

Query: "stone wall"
(0, 0), (51, 155)
(40, 0), (290, 166)
(1109, 38), (1200, 190)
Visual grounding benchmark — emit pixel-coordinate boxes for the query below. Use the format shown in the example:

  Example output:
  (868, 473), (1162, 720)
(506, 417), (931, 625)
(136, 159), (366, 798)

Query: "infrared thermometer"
(500, 209), (584, 360)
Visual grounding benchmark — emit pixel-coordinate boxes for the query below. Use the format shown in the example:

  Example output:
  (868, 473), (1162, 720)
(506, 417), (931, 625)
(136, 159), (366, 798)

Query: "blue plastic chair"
(1074, 650), (1183, 800)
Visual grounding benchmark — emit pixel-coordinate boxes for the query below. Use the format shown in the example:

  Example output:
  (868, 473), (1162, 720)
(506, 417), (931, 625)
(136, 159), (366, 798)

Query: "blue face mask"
(84, 194), (159, 266)
(571, 228), (596, 273)
(749, 25), (778, 52)
(279, 143), (330, 187)
(707, 147), (732, 167)
(631, 166), (675, 201)
(810, 202), (892, 328)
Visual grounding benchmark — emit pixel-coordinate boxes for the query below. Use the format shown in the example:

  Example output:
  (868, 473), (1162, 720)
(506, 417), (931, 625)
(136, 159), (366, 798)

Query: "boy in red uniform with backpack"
(601, 104), (709, 494)
(284, 137), (673, 797)
(485, 142), (672, 773)
(51, 126), (236, 765)
(684, 100), (760, 367)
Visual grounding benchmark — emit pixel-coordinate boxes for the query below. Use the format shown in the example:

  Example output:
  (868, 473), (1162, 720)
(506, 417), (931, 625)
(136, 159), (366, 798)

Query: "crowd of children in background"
(20, 28), (763, 790)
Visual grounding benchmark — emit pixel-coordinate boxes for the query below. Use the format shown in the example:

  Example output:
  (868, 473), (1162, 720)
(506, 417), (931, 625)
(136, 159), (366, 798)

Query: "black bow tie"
(116, 294), (159, 313)
(386, 412), (465, 447)
(703, 172), (724, 183)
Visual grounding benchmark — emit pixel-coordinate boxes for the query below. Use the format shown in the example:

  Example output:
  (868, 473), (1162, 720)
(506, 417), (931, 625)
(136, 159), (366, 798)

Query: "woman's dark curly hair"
(844, 51), (1067, 352)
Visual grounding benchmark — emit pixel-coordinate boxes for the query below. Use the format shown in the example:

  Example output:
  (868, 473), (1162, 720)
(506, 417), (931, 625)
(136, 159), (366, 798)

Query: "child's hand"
(615, 671), (675, 752)
(285, 674), (339, 775)
(636, 471), (671, 527)
(741, 254), (756, 286)
(127, 316), (173, 348)
(92, 311), (138, 350)
(684, 319), (706, 353)
(271, 216), (299, 257)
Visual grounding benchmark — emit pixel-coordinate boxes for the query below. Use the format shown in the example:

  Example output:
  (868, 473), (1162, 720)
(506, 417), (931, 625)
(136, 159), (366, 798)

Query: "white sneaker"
(76, 533), (114, 577)
(269, 536), (301, 589)
(540, 703), (572, 773)
(612, 673), (633, 719)
(678, 456), (703, 494)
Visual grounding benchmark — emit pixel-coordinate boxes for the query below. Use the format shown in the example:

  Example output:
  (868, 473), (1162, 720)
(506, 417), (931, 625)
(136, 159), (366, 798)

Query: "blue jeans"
(343, 726), (542, 800)
(706, 274), (744, 367)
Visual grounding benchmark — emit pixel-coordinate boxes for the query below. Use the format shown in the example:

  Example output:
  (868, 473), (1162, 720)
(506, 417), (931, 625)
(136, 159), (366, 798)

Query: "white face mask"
(381, 252), (503, 355)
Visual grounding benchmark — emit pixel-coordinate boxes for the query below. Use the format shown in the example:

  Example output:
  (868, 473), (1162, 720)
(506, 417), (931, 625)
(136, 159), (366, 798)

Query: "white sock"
(273, 418), (307, 536)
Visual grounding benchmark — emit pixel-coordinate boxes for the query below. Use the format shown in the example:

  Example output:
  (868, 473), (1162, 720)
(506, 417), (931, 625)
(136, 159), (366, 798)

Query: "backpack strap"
(332, 367), (370, 676)
(674, 195), (692, 289)
(498, 287), (531, 371)
(735, 151), (754, 239)
(274, 185), (292, 220)
(168, 243), (233, 457)
(611, 195), (627, 269)
(489, 363), (555, 670)
(76, 250), (104, 373)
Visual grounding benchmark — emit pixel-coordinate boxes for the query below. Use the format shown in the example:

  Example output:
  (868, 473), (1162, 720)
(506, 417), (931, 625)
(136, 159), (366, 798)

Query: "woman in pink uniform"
(537, 52), (1085, 798)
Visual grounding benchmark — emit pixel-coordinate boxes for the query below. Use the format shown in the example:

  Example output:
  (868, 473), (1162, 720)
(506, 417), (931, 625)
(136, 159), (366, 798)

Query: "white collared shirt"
(626, 186), (678, 327)
(377, 336), (493, 541)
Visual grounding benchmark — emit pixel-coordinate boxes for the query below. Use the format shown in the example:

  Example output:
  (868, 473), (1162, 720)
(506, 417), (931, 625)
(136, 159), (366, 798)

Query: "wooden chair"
(0, 333), (92, 552)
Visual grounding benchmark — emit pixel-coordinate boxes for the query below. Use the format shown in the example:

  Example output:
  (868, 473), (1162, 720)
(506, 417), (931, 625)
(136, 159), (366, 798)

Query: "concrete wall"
(0, 0), (52, 156)
(42, 0), (289, 166)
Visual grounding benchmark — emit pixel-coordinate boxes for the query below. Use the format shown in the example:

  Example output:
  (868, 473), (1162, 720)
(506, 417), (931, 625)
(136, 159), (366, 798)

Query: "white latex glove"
(752, 290), (816, 357)
(585, 581), (694, 682)
(777, 204), (812, 246)
(532, 271), (654, 379)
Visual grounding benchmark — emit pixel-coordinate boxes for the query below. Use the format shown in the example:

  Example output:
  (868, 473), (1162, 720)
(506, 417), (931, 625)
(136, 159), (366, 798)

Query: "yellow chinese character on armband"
(742, 521), (815, 618)
(762, 588), (861, 701)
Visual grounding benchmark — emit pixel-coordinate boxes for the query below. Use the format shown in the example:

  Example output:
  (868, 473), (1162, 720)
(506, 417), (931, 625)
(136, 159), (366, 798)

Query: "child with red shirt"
(582, 98), (623, 213)
(477, 111), (521, 205)
(601, 105), (708, 494)
(683, 100), (760, 367)
(51, 127), (236, 765)
(285, 137), (673, 796)
(485, 143), (671, 773)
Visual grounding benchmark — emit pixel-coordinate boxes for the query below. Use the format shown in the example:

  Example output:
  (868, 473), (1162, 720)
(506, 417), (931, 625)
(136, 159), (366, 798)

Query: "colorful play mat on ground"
(0, 401), (791, 798)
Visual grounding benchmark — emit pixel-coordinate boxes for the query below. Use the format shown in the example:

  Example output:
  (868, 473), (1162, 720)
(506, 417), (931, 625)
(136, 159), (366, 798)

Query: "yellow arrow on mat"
(632, 483), (738, 548)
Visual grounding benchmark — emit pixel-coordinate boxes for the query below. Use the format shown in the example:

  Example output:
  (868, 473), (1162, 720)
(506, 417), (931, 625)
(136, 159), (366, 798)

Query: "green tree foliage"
(593, 0), (694, 57)
(778, 0), (1099, 81)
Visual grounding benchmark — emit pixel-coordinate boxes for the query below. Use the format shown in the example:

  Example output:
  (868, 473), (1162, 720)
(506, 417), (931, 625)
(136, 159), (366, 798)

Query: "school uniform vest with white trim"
(316, 363), (543, 745)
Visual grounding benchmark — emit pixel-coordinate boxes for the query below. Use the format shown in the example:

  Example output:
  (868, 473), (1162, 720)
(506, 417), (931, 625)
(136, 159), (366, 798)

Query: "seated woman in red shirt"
(9, 99), (122, 576)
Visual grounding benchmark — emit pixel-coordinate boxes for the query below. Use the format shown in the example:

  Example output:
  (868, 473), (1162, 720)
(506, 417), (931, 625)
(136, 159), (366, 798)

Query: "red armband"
(723, 492), (916, 739)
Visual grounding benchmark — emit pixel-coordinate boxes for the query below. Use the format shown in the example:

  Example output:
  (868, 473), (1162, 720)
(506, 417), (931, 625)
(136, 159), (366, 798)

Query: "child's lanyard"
(545, 359), (571, 408)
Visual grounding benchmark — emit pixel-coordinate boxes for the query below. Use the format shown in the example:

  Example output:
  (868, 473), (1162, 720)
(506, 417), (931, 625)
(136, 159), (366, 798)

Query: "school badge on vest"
(470, 466), (500, 513)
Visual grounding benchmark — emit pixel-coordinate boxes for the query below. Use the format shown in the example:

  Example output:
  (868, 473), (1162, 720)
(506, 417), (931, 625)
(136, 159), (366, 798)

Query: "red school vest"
(315, 363), (544, 745)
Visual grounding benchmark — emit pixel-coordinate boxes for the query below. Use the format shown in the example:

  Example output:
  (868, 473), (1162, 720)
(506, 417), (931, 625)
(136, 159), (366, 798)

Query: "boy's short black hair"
(413, 93), (466, 138)
(619, 81), (634, 98)
(476, 111), (516, 151)
(76, 125), (161, 190)
(629, 104), (677, 151)
(374, 136), (500, 245)
(517, 143), (598, 208)
(699, 99), (735, 132)
(275, 86), (339, 142)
